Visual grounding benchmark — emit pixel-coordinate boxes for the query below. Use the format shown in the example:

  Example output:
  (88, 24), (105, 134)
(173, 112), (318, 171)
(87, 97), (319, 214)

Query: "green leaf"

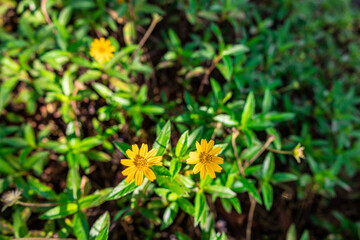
(0, 77), (18, 111)
(87, 150), (111, 162)
(27, 176), (57, 200)
(194, 191), (206, 225)
(40, 203), (78, 219)
(169, 158), (182, 177)
(210, 78), (223, 101)
(262, 88), (272, 113)
(188, 126), (203, 148)
(114, 142), (132, 158)
(261, 182), (273, 210)
(62, 71), (73, 96)
(106, 180), (137, 200)
(264, 112), (295, 122)
(67, 166), (80, 200)
(241, 92), (255, 127)
(175, 130), (188, 157)
(123, 21), (136, 45)
(13, 208), (28, 238)
(73, 212), (89, 240)
(0, 156), (15, 174)
(300, 230), (309, 240)
(141, 104), (165, 115)
(203, 185), (236, 198)
(262, 152), (275, 181)
(214, 114), (239, 127)
(222, 44), (248, 56)
(23, 151), (49, 170)
(79, 137), (102, 151)
(78, 70), (102, 83)
(272, 173), (298, 183)
(286, 224), (296, 240)
(90, 212), (110, 240)
(92, 83), (113, 99)
(238, 177), (262, 204)
(177, 198), (194, 216)
(161, 202), (179, 230)
(229, 197), (242, 214)
(152, 120), (171, 156)
(24, 124), (36, 148)
(156, 175), (189, 197)
(152, 165), (172, 177)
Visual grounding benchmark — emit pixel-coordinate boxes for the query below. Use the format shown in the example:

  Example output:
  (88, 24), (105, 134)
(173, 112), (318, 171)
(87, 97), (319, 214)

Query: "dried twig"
(246, 195), (257, 240)
(245, 135), (275, 168)
(41, 0), (52, 25)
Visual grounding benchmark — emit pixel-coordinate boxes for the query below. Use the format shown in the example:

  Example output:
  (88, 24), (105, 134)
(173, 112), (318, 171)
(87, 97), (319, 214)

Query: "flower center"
(98, 46), (106, 53)
(199, 152), (212, 164)
(133, 155), (147, 169)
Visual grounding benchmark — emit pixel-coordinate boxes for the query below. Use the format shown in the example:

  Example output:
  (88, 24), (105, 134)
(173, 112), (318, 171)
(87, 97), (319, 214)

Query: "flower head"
(90, 38), (115, 63)
(293, 143), (305, 163)
(1, 189), (22, 211)
(121, 144), (162, 186)
(186, 139), (223, 179)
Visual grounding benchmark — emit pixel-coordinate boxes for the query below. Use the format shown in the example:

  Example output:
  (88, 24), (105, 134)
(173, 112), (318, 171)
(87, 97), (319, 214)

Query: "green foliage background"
(0, 0), (359, 239)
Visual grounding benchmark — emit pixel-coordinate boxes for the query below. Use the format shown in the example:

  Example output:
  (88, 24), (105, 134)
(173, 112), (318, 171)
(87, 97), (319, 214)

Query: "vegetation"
(0, 0), (359, 239)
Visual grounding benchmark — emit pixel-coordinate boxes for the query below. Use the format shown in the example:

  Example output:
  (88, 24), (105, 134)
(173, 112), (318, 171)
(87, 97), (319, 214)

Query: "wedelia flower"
(89, 38), (115, 63)
(186, 139), (223, 179)
(121, 144), (162, 186)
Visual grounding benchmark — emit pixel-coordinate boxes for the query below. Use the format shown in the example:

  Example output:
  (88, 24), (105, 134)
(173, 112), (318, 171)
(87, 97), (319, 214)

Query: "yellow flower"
(89, 38), (115, 63)
(186, 139), (223, 179)
(293, 143), (305, 163)
(121, 144), (162, 186)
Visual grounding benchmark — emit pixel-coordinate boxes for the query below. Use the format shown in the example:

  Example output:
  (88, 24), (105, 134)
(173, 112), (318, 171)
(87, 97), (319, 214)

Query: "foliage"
(0, 0), (359, 239)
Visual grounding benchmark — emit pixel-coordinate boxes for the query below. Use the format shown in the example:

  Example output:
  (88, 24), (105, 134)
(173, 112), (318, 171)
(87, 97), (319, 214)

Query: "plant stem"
(266, 147), (292, 155)
(198, 55), (222, 93)
(17, 201), (57, 207)
(246, 195), (257, 240)
(232, 128), (245, 177)
(130, 14), (162, 62)
(245, 135), (275, 168)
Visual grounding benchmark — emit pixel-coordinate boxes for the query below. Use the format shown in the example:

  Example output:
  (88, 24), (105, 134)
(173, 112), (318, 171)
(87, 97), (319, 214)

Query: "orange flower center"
(199, 152), (212, 164)
(133, 155), (147, 169)
(98, 46), (106, 53)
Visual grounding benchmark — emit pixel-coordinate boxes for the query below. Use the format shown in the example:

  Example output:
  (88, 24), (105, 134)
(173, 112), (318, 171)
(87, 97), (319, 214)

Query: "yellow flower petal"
(140, 143), (148, 157)
(201, 139), (207, 151)
(144, 168), (156, 181)
(212, 156), (224, 164)
(200, 166), (206, 179)
(193, 163), (202, 174)
(132, 144), (139, 154)
(209, 146), (221, 156)
(196, 141), (202, 152)
(205, 164), (216, 178)
(122, 166), (136, 176)
(186, 157), (199, 164)
(210, 163), (222, 172)
(126, 171), (136, 183)
(147, 156), (162, 165)
(121, 159), (133, 166)
(126, 149), (135, 159)
(135, 170), (144, 186)
(146, 148), (157, 158)
(206, 140), (214, 153)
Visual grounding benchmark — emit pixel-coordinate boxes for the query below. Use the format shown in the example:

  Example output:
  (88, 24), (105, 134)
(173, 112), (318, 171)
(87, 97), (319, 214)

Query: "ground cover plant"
(0, 0), (360, 239)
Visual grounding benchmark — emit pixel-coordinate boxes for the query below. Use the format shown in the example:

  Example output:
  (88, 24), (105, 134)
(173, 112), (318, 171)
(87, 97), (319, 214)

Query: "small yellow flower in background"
(293, 143), (305, 163)
(121, 144), (162, 186)
(186, 139), (223, 179)
(90, 38), (115, 63)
